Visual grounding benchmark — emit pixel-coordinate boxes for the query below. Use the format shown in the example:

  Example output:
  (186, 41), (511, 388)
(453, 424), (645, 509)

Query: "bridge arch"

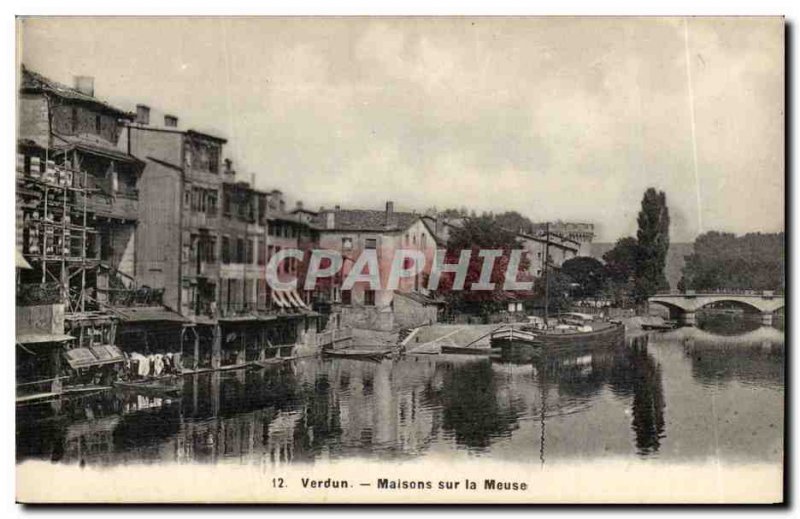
(694, 299), (763, 314)
(648, 300), (689, 320)
(648, 292), (785, 326)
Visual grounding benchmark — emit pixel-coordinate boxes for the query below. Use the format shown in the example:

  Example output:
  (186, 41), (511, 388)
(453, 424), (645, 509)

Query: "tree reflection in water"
(430, 360), (523, 450)
(609, 336), (666, 456)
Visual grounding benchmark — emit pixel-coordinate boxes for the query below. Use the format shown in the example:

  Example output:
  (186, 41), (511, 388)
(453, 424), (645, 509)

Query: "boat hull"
(491, 322), (626, 363)
(440, 345), (501, 355)
(322, 349), (391, 362)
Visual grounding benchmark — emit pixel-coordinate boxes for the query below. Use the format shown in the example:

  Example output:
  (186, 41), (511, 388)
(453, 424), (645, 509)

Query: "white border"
(1, 2), (795, 518)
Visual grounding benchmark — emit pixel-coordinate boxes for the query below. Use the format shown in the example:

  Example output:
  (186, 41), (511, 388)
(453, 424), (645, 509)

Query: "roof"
(16, 333), (75, 345)
(291, 207), (319, 216)
(186, 129), (228, 144)
(516, 231), (580, 252)
(20, 66), (134, 119)
(394, 291), (446, 306)
(111, 306), (189, 323)
(311, 209), (420, 232)
(51, 137), (144, 167)
(63, 345), (124, 369)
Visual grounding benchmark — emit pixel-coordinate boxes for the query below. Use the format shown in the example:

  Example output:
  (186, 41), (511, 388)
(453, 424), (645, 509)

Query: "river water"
(17, 316), (784, 468)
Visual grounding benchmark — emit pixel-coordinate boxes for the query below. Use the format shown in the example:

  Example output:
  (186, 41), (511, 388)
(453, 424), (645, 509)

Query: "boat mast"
(543, 222), (550, 324)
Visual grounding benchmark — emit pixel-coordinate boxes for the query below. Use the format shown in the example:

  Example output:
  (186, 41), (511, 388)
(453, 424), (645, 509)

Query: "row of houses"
(15, 66), (587, 403)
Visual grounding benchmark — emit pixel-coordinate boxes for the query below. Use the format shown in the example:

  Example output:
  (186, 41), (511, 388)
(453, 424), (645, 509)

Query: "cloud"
(20, 17), (784, 242)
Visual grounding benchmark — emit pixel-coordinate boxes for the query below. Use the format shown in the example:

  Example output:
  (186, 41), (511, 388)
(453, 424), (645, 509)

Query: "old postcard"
(14, 16), (784, 504)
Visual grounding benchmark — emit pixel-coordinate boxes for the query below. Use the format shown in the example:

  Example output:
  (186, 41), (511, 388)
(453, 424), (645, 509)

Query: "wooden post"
(193, 328), (200, 371)
(211, 324), (222, 370)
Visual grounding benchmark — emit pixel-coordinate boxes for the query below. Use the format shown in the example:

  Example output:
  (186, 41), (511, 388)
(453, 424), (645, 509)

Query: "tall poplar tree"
(635, 188), (671, 300)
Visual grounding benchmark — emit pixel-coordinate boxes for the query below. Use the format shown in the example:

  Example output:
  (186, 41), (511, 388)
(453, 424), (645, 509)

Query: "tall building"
(16, 66), (148, 399)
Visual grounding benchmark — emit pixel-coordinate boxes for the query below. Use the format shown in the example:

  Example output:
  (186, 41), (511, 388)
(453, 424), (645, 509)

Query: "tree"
(602, 236), (640, 307)
(681, 231), (784, 291)
(561, 256), (607, 299)
(532, 268), (573, 314)
(493, 211), (535, 235)
(437, 216), (534, 314)
(635, 188), (670, 301)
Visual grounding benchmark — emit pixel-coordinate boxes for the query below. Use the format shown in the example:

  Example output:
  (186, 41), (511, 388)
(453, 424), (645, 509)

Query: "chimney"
(135, 104), (150, 125)
(334, 204), (340, 211)
(326, 211), (335, 230)
(385, 200), (395, 225)
(296, 200), (304, 211)
(164, 114), (178, 127)
(74, 76), (94, 97)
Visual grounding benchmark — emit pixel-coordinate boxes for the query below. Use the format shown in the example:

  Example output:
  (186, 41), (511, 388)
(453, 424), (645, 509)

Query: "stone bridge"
(648, 291), (785, 325)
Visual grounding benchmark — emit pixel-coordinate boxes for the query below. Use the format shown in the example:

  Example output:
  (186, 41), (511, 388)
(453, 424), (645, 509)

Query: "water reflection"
(428, 360), (523, 449)
(17, 323), (783, 467)
(608, 337), (666, 455)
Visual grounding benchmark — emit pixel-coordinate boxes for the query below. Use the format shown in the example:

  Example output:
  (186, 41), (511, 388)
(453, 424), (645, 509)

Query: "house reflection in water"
(17, 326), (784, 466)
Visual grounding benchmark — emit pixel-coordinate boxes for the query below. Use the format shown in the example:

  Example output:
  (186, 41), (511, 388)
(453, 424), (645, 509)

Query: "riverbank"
(348, 317), (657, 351)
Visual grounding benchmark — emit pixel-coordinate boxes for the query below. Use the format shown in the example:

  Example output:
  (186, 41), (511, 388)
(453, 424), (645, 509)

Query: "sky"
(18, 17), (784, 242)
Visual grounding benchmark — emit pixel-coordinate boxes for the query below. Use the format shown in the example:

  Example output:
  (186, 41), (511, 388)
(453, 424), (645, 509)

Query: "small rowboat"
(440, 345), (501, 355)
(250, 358), (287, 369)
(641, 321), (678, 331)
(113, 378), (182, 397)
(322, 348), (392, 362)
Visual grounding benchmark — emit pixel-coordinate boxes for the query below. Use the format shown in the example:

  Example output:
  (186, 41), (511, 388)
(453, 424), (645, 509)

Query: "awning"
(16, 333), (74, 345)
(16, 249), (32, 270)
(271, 290), (289, 308)
(112, 306), (189, 323)
(286, 289), (308, 309)
(271, 289), (307, 309)
(63, 345), (124, 369)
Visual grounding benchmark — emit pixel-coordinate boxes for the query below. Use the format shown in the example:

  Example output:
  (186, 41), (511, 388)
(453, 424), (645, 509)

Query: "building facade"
(531, 221), (595, 257)
(311, 202), (440, 330)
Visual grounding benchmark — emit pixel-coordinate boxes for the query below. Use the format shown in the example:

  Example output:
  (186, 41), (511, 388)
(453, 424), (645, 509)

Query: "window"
(258, 241), (266, 266)
(365, 238), (377, 250)
(207, 190), (218, 215)
(223, 189), (231, 216)
(237, 238), (245, 263)
(222, 236), (230, 264)
(71, 107), (78, 133)
(342, 237), (353, 251)
(364, 289), (375, 306)
(246, 239), (254, 264)
(208, 145), (220, 174)
(95, 114), (102, 134)
(341, 289), (352, 305)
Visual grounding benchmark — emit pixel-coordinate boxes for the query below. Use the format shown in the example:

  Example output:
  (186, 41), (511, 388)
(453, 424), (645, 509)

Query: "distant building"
(516, 232), (580, 276)
(531, 221), (595, 257)
(430, 216), (580, 278)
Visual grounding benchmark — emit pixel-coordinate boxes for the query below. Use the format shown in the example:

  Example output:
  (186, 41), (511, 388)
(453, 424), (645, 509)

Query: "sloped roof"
(394, 291), (446, 306)
(51, 136), (144, 167)
(312, 209), (419, 232)
(20, 66), (134, 119)
(111, 306), (189, 323)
